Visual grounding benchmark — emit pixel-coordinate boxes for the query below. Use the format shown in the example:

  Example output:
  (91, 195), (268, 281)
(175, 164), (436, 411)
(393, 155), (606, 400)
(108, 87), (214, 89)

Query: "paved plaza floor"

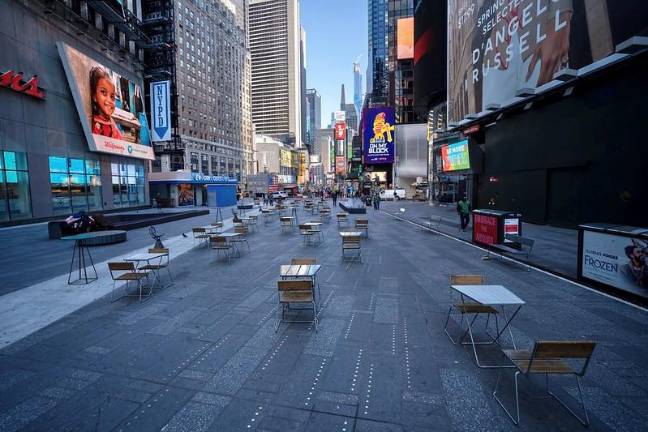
(1, 202), (647, 431)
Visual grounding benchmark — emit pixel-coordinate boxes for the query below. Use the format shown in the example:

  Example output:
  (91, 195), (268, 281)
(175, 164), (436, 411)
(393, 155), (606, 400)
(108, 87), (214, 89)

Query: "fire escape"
(141, 0), (183, 171)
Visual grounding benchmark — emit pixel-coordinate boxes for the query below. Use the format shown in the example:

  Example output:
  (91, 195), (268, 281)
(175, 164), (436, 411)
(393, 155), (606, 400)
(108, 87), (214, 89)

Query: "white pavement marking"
(0, 214), (253, 347)
(382, 211), (648, 312)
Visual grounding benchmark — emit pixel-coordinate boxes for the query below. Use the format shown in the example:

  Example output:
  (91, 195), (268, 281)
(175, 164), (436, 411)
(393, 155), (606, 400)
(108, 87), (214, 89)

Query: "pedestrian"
(332, 189), (338, 206)
(373, 189), (381, 211)
(457, 196), (471, 232)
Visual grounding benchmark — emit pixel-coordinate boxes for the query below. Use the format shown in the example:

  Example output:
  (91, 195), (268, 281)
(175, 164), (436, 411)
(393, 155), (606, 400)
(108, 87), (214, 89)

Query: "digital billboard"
(57, 43), (154, 160)
(363, 107), (395, 164)
(335, 156), (346, 174)
(447, 0), (648, 124)
(414, 0), (447, 110)
(441, 140), (470, 171)
(397, 17), (414, 60)
(334, 122), (346, 141)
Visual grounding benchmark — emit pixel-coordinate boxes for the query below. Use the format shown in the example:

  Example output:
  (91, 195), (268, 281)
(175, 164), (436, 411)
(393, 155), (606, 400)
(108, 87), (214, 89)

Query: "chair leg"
(493, 369), (521, 425)
(547, 374), (590, 426)
(166, 266), (174, 283)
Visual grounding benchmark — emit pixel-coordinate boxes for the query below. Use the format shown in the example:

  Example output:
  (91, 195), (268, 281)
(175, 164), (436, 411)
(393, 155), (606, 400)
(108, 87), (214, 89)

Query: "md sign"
(151, 80), (171, 142)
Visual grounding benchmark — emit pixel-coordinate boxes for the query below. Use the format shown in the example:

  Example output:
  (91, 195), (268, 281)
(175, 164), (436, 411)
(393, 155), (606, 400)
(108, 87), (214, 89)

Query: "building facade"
(249, 0), (302, 147)
(1, 0), (152, 225)
(305, 88), (321, 148)
(367, 0), (388, 104)
(147, 0), (249, 188)
(353, 61), (363, 127)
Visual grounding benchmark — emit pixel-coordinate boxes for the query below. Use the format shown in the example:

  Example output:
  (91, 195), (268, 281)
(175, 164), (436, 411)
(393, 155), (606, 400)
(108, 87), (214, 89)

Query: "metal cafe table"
(215, 232), (243, 257)
(61, 230), (126, 285)
(124, 251), (168, 289)
(450, 284), (524, 368)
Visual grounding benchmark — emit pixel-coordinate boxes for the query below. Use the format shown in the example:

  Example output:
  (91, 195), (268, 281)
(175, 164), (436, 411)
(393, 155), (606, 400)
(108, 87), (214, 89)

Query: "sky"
(300, 0), (367, 128)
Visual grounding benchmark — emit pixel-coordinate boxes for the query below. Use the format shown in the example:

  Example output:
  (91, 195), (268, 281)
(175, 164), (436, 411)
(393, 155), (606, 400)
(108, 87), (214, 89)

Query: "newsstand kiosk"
(472, 209), (522, 246)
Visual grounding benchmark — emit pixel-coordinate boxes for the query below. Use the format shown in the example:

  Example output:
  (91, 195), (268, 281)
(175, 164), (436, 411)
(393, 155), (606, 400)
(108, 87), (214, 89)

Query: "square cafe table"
(339, 231), (362, 238)
(280, 264), (322, 306)
(125, 251), (167, 290)
(213, 232), (242, 257)
(450, 284), (524, 368)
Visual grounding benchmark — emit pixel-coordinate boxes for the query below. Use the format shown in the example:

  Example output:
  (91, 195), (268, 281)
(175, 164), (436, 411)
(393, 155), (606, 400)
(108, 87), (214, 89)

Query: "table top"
(214, 232), (241, 238)
(280, 216), (294, 219)
(280, 264), (322, 277)
(125, 252), (167, 261)
(340, 231), (362, 237)
(61, 230), (126, 241)
(203, 225), (224, 231)
(451, 285), (525, 306)
(304, 222), (322, 226)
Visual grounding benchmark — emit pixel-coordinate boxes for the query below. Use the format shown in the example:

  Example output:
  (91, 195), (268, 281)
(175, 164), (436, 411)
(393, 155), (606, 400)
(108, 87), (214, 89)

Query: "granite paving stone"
(0, 202), (646, 431)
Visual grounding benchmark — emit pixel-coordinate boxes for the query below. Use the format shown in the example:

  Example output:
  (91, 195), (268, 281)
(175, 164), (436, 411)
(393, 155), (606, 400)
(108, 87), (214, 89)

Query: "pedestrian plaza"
(0, 201), (647, 431)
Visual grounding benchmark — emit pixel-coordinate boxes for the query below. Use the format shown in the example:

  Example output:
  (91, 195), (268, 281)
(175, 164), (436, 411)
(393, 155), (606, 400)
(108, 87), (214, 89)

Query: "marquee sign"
(0, 69), (46, 100)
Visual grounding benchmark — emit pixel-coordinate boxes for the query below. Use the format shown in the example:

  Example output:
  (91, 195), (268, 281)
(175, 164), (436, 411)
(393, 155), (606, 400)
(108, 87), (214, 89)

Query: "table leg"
(68, 240), (98, 285)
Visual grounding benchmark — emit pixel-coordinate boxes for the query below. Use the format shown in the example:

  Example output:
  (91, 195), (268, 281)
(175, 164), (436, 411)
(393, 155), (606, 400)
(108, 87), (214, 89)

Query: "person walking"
(332, 189), (338, 206)
(372, 188), (381, 211)
(457, 196), (471, 232)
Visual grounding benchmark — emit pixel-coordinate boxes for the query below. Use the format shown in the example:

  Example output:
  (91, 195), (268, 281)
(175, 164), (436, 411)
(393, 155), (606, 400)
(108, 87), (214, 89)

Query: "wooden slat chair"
(108, 262), (150, 302)
(232, 225), (251, 253)
(138, 248), (173, 286)
(246, 215), (258, 232)
(192, 227), (209, 247)
(337, 212), (349, 226)
(299, 224), (314, 245)
(342, 235), (361, 262)
(291, 258), (320, 299)
(280, 216), (293, 232)
(444, 275), (502, 345)
(210, 236), (232, 264)
(308, 220), (323, 244)
(319, 207), (331, 221)
(275, 280), (318, 332)
(493, 341), (596, 426)
(355, 218), (369, 237)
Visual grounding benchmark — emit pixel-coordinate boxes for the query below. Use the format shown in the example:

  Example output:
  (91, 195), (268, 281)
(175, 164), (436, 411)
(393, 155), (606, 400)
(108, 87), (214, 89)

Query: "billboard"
(447, 0), (648, 124)
(150, 81), (171, 142)
(414, 0), (447, 110)
(57, 43), (154, 160)
(441, 140), (470, 171)
(363, 107), (395, 164)
(280, 149), (292, 167)
(581, 230), (648, 295)
(397, 17), (414, 60)
(334, 122), (346, 141)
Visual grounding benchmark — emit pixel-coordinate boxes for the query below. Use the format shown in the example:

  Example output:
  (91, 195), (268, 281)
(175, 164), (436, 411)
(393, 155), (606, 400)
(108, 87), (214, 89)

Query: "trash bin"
(472, 209), (522, 246)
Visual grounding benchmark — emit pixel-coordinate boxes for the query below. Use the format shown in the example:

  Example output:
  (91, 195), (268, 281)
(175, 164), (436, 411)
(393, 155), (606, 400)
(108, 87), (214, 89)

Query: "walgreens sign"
(1, 69), (46, 100)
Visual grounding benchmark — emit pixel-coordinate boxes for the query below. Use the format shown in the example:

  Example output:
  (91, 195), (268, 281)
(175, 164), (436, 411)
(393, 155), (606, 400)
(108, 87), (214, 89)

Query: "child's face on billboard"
(95, 77), (116, 118)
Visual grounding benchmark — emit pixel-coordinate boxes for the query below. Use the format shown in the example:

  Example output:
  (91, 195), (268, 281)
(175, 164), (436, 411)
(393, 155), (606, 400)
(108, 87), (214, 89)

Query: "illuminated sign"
(1, 69), (45, 100)
(335, 156), (346, 174)
(334, 122), (346, 141)
(150, 80), (171, 141)
(280, 149), (292, 167)
(363, 107), (395, 164)
(441, 140), (470, 171)
(397, 17), (414, 60)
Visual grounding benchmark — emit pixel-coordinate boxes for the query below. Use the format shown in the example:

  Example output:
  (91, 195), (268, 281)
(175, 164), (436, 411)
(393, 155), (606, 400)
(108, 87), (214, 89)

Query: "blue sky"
(301, 0), (367, 128)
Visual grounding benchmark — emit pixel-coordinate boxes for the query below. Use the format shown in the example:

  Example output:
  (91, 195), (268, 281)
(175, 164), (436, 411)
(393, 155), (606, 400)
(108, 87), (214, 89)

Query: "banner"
(397, 17), (414, 60)
(335, 156), (346, 174)
(447, 0), (648, 124)
(363, 107), (395, 164)
(57, 43), (154, 160)
(335, 122), (346, 141)
(150, 80), (171, 142)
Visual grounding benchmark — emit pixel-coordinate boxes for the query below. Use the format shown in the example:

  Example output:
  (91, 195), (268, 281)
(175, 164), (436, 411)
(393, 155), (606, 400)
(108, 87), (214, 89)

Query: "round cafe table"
(61, 230), (126, 285)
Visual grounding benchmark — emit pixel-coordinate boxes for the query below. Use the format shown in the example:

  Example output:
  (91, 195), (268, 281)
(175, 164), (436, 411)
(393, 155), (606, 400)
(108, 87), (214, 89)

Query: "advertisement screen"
(447, 0), (648, 124)
(397, 17), (414, 60)
(280, 149), (292, 168)
(441, 140), (470, 171)
(582, 231), (648, 296)
(363, 107), (395, 164)
(335, 156), (346, 174)
(335, 122), (347, 141)
(57, 43), (154, 160)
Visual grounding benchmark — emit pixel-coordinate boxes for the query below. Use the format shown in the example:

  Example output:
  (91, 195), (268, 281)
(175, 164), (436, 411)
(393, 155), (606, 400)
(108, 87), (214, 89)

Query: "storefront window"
(190, 152), (199, 172)
(111, 160), (146, 207)
(211, 156), (219, 175)
(0, 151), (32, 221)
(201, 154), (208, 174)
(49, 156), (102, 215)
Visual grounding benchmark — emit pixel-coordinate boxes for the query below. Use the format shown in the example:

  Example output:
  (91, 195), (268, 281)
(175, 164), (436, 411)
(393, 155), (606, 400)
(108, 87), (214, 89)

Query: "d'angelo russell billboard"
(447, 0), (648, 124)
(363, 107), (395, 164)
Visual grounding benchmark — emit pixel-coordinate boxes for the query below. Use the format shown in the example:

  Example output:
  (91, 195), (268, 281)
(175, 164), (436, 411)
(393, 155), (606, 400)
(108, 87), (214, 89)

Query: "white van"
(380, 188), (406, 201)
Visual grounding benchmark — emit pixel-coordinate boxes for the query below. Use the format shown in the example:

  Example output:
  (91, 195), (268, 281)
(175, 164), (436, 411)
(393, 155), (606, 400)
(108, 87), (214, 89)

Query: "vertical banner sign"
(334, 122), (346, 141)
(151, 80), (171, 142)
(473, 213), (498, 245)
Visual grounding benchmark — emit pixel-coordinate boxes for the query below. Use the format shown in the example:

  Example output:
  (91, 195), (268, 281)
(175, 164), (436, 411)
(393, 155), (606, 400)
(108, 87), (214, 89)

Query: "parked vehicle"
(271, 191), (288, 199)
(380, 188), (406, 201)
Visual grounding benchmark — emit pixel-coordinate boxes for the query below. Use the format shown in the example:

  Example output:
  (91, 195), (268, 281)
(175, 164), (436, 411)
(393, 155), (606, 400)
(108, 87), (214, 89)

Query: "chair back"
(277, 280), (314, 301)
(450, 275), (484, 285)
(533, 341), (596, 360)
(234, 225), (247, 235)
(291, 258), (316, 265)
(148, 248), (169, 254)
(299, 224), (311, 231)
(210, 236), (227, 244)
(108, 262), (135, 271)
(343, 235), (361, 245)
(193, 227), (206, 233)
(356, 218), (368, 227)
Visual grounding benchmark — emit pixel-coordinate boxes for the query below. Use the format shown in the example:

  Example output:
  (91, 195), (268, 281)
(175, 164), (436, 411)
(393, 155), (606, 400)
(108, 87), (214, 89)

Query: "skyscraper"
(353, 62), (363, 127)
(340, 84), (358, 133)
(249, 0), (302, 147)
(367, 0), (388, 104)
(305, 89), (321, 147)
(300, 27), (308, 148)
